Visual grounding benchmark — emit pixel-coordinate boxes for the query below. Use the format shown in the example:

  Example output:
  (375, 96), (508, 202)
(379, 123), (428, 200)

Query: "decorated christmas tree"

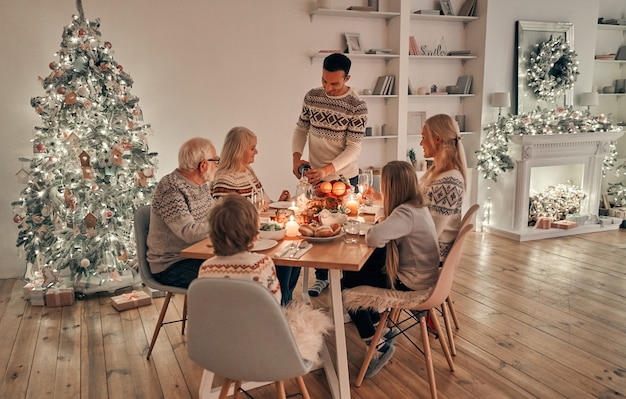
(12, 0), (157, 294)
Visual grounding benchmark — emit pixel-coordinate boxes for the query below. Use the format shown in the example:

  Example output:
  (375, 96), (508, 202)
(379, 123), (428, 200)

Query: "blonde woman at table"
(419, 114), (466, 262)
(212, 126), (300, 305)
(198, 194), (281, 302)
(341, 160), (440, 378)
(212, 126), (271, 211)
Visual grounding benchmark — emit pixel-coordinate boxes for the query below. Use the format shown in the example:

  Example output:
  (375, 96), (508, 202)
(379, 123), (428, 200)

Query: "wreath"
(527, 35), (579, 102)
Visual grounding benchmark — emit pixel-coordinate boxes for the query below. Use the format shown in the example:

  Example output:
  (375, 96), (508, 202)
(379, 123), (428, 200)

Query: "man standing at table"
(292, 52), (368, 297)
(147, 137), (220, 288)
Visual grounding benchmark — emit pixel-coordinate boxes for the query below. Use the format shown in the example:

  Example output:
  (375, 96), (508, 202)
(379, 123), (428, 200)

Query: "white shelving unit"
(308, 1), (481, 169)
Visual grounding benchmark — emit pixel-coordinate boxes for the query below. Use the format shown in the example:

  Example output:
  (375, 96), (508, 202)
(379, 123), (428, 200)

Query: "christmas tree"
(12, 0), (157, 294)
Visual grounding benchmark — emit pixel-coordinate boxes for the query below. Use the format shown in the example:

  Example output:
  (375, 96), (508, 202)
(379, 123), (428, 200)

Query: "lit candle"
(288, 200), (299, 213)
(285, 216), (299, 237)
(346, 197), (359, 217)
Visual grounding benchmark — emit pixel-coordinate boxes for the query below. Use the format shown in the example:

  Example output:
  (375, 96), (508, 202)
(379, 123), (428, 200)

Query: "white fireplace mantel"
(486, 130), (623, 241)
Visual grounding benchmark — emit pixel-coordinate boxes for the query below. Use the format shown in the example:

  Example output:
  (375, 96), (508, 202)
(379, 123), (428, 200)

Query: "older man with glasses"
(147, 137), (219, 288)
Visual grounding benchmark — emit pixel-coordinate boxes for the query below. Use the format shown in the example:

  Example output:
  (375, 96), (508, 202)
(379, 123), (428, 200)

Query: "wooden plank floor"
(0, 229), (624, 399)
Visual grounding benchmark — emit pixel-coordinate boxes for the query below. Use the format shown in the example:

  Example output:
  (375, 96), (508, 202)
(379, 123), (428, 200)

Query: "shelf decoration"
(527, 35), (580, 102)
(476, 107), (623, 182)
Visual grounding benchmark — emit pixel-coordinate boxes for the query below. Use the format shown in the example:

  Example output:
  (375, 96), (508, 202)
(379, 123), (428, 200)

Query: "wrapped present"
(45, 287), (75, 307)
(608, 207), (626, 219)
(535, 217), (552, 229)
(111, 290), (152, 312)
(23, 283), (35, 299)
(30, 286), (46, 306)
(145, 286), (167, 298)
(551, 220), (578, 229)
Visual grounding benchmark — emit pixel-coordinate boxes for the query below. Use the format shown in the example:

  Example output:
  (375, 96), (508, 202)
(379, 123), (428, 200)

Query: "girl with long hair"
(341, 160), (440, 378)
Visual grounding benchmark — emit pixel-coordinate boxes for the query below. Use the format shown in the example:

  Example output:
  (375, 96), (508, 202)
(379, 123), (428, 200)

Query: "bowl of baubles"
(259, 221), (286, 241)
(298, 221), (344, 242)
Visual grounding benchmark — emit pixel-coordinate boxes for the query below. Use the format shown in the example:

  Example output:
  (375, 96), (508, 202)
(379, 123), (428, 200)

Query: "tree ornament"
(65, 92), (77, 105)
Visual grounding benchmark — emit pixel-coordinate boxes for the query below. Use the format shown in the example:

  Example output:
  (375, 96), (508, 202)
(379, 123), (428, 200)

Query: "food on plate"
(260, 221), (284, 231)
(331, 181), (346, 196)
(298, 224), (316, 237)
(318, 181), (333, 194)
(314, 225), (334, 237)
(298, 222), (342, 238)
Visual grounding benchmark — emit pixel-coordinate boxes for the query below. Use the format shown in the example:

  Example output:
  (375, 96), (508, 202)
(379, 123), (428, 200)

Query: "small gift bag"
(111, 290), (152, 312)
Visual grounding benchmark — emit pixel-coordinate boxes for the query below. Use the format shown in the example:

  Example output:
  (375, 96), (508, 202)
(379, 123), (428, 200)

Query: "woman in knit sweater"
(211, 126), (299, 305)
(211, 126), (271, 211)
(419, 114), (467, 262)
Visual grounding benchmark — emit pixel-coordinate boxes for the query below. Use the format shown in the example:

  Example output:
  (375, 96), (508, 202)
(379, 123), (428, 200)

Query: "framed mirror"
(515, 21), (575, 114)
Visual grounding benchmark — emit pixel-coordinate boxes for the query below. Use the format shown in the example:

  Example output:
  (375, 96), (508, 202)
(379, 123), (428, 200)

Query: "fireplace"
(485, 131), (623, 241)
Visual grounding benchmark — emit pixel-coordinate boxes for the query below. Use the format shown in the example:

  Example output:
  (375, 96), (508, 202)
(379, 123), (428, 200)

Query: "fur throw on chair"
(284, 301), (333, 364)
(343, 285), (434, 312)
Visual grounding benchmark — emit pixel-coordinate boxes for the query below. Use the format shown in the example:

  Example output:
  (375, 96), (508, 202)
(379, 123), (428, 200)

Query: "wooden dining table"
(181, 230), (375, 399)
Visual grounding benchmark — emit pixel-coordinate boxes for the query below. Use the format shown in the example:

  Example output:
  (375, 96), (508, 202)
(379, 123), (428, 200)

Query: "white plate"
(298, 231), (345, 242)
(269, 201), (293, 209)
(251, 239), (278, 251)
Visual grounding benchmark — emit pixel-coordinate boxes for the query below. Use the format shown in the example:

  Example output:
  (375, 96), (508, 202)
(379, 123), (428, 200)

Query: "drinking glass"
(343, 219), (360, 244)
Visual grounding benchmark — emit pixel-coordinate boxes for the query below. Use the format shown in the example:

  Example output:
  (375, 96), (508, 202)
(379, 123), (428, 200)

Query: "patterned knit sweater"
(421, 169), (465, 261)
(293, 87), (367, 181)
(211, 167), (271, 204)
(147, 170), (214, 274)
(198, 252), (281, 303)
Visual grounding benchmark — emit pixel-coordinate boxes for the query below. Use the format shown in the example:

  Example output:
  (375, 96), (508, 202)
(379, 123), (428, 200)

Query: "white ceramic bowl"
(258, 228), (286, 241)
(319, 211), (348, 226)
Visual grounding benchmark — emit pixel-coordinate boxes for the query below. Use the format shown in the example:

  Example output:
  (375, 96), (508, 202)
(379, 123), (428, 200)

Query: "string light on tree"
(11, 0), (158, 293)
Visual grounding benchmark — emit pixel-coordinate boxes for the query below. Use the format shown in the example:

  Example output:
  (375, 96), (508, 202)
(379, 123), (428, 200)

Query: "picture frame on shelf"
(439, 0), (454, 15)
(344, 32), (363, 54)
(407, 111), (426, 135)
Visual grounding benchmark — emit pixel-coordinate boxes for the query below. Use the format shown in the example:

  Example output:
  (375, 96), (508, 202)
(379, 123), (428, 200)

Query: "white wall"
(0, 0), (322, 278)
(0, 0), (613, 278)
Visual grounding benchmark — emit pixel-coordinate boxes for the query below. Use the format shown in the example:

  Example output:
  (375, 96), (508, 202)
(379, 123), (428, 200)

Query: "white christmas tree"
(12, 1), (157, 294)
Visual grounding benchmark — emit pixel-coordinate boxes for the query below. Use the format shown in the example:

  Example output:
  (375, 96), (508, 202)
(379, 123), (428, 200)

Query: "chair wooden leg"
(275, 381), (287, 399)
(355, 310), (390, 387)
(446, 294), (460, 330)
(181, 294), (188, 335)
(147, 291), (173, 360)
(295, 376), (311, 399)
(219, 379), (233, 399)
(440, 301), (456, 356)
(428, 310), (454, 371)
(419, 311), (438, 399)
(233, 380), (242, 399)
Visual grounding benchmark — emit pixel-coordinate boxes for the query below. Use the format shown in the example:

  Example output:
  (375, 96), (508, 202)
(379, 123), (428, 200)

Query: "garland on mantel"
(527, 35), (580, 102)
(476, 107), (623, 182)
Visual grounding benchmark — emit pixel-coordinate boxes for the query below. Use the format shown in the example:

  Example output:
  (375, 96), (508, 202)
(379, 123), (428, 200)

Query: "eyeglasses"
(199, 157), (220, 167)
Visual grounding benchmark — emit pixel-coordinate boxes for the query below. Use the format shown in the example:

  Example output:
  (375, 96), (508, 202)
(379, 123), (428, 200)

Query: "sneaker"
(384, 326), (401, 343)
(364, 342), (396, 378)
(308, 279), (329, 297)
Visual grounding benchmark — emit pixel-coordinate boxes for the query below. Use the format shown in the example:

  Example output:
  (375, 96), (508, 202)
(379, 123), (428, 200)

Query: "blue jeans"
(314, 175), (359, 282)
(276, 265), (301, 306)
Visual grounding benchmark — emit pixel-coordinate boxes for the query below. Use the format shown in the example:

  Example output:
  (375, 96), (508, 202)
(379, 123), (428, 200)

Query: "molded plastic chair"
(133, 205), (188, 360)
(444, 203), (479, 335)
(438, 203), (480, 356)
(187, 278), (313, 399)
(343, 224), (473, 399)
